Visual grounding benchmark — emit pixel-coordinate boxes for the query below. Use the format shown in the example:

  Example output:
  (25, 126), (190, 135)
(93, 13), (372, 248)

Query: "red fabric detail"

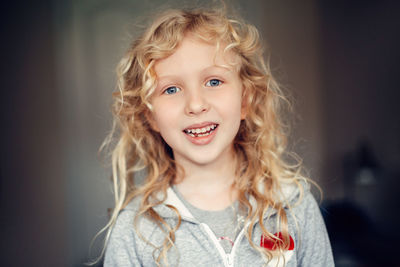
(260, 232), (294, 251)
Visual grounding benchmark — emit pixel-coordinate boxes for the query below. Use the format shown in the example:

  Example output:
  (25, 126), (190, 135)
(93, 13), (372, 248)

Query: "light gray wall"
(240, 0), (324, 187)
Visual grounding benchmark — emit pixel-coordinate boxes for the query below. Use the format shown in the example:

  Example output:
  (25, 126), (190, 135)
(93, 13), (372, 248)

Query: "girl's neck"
(173, 149), (238, 211)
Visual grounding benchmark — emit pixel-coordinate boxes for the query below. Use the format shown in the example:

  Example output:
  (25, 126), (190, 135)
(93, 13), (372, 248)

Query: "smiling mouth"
(183, 124), (219, 137)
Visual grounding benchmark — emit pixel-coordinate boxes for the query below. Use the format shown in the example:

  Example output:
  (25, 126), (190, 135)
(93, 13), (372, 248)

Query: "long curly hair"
(96, 6), (308, 266)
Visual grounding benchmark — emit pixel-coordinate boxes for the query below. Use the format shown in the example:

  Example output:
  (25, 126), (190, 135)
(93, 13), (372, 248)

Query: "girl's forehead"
(154, 35), (241, 74)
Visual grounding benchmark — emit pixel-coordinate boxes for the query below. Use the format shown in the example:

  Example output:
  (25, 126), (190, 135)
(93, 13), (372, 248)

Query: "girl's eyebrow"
(202, 65), (233, 74)
(156, 64), (234, 88)
(157, 65), (232, 81)
(156, 75), (183, 86)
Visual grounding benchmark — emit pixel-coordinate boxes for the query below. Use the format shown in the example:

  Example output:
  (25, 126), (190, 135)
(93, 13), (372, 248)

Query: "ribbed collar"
(148, 182), (304, 222)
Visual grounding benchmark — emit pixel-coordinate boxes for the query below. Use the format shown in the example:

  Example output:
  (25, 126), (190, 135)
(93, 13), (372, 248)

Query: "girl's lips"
(183, 124), (219, 145)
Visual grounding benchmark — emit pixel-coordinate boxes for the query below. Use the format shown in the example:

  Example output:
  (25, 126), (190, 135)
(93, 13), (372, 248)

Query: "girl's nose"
(184, 89), (209, 116)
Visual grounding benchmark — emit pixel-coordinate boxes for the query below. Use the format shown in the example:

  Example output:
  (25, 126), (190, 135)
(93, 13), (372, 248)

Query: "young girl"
(101, 6), (333, 267)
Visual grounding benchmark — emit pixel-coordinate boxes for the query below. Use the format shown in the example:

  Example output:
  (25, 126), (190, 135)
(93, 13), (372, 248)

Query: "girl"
(101, 6), (333, 267)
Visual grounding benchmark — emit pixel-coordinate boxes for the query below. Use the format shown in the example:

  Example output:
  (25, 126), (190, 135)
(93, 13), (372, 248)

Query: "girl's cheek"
(145, 110), (160, 132)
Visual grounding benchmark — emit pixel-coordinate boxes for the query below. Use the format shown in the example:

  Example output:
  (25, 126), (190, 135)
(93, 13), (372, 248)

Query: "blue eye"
(164, 86), (181, 95)
(206, 79), (223, 87)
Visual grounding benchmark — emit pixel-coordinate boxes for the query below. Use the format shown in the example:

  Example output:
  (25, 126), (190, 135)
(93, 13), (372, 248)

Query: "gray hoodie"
(104, 185), (334, 266)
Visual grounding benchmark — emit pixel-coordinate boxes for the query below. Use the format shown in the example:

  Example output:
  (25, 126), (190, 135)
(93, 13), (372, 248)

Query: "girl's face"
(150, 35), (246, 168)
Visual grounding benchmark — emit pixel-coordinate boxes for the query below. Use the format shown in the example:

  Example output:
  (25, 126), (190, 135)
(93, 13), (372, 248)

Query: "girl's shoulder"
(107, 197), (142, 242)
(260, 179), (314, 210)
(109, 196), (157, 242)
(105, 195), (166, 263)
(280, 180), (321, 215)
(278, 180), (328, 241)
(269, 180), (325, 230)
(283, 182), (334, 266)
(112, 192), (178, 233)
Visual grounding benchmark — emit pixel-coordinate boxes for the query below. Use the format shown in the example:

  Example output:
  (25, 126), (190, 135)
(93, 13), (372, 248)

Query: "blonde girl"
(101, 6), (333, 267)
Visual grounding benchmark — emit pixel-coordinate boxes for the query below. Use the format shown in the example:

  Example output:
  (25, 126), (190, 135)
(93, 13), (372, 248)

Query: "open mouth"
(183, 124), (219, 137)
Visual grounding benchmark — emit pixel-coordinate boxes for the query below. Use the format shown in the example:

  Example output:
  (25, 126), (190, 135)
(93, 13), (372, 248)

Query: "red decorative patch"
(260, 232), (294, 250)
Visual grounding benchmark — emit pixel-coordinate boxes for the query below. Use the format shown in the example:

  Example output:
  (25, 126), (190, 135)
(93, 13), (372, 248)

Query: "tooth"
(186, 124), (217, 134)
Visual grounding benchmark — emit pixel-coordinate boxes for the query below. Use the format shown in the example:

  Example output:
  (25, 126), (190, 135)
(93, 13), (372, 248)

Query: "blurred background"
(1, 0), (399, 266)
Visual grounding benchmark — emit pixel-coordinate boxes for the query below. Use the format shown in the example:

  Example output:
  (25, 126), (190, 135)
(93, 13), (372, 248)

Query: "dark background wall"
(321, 1), (400, 200)
(319, 2), (400, 265)
(1, 1), (399, 266)
(1, 1), (67, 266)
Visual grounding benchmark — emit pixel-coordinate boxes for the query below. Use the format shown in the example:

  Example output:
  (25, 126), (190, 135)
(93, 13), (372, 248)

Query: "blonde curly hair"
(95, 6), (308, 266)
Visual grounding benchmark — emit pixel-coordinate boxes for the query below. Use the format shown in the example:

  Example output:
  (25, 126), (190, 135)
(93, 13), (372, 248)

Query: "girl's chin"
(175, 147), (235, 167)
